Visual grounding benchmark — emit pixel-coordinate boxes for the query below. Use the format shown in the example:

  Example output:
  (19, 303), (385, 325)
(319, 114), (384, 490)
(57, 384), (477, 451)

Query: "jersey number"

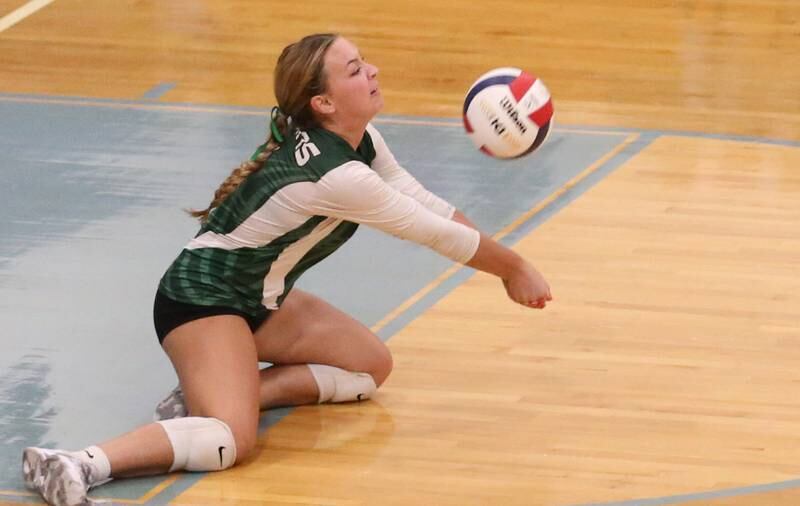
(294, 130), (321, 166)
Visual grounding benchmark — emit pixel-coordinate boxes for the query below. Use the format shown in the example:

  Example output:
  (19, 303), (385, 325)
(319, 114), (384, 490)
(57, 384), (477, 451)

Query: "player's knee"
(207, 413), (258, 463)
(229, 423), (258, 463)
(308, 364), (380, 403)
(157, 417), (239, 472)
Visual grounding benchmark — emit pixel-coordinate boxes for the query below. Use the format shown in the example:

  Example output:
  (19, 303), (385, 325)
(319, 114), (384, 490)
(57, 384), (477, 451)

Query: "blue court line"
(3, 91), (799, 506)
(0, 92), (270, 114)
(140, 82), (176, 100)
(0, 493), (39, 504)
(548, 122), (800, 148)
(569, 478), (800, 506)
(2, 90), (800, 147)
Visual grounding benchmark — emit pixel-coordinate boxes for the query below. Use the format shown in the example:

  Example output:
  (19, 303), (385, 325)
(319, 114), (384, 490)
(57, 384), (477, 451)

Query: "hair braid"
(187, 33), (337, 224)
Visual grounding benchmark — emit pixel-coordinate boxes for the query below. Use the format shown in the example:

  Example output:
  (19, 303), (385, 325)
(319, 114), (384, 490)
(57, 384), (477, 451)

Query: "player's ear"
(310, 94), (335, 116)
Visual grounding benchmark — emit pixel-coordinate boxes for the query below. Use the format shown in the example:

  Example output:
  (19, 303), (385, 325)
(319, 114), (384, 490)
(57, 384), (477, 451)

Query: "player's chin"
(359, 102), (383, 123)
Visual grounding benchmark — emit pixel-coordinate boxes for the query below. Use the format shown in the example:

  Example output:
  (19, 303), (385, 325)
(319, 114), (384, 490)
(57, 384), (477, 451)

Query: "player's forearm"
(465, 232), (527, 280)
(452, 209), (525, 278)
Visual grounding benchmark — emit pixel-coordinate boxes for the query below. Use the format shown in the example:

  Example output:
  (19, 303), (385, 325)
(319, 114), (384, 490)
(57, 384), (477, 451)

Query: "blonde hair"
(189, 33), (339, 224)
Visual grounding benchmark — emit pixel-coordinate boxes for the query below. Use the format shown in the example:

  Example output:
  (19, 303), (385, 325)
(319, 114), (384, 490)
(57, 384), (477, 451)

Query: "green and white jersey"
(159, 123), (479, 317)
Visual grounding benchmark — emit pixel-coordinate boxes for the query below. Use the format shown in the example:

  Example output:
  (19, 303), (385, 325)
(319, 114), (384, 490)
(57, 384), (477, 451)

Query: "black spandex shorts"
(153, 290), (270, 344)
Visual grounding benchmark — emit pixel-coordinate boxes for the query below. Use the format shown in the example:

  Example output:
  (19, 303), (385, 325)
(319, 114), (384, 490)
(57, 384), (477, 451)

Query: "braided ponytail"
(188, 108), (289, 224)
(188, 33), (338, 224)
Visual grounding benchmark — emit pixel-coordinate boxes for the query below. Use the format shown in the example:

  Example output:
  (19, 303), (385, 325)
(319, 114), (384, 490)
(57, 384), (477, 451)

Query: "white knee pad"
(156, 417), (237, 472)
(307, 364), (377, 403)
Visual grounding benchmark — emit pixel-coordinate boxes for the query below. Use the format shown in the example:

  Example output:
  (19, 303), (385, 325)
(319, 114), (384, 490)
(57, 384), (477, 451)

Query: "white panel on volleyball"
(518, 79), (551, 117)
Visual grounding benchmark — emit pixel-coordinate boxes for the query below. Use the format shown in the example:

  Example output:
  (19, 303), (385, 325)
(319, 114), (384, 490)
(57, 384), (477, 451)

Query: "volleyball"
(462, 67), (554, 159)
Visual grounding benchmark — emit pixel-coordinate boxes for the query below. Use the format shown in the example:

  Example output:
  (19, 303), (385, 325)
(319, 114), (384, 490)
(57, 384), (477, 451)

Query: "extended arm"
(453, 210), (552, 308)
(301, 162), (551, 308)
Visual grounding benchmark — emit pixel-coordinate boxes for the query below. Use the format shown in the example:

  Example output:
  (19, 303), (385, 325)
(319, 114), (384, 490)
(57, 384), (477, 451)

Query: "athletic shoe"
(153, 385), (187, 421)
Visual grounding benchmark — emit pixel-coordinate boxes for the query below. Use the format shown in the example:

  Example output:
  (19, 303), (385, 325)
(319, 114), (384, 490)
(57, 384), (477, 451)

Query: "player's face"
(319, 37), (383, 122)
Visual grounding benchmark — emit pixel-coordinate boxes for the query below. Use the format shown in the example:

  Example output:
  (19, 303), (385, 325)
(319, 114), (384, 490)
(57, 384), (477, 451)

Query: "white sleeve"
(366, 123), (456, 219)
(286, 161), (480, 264)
